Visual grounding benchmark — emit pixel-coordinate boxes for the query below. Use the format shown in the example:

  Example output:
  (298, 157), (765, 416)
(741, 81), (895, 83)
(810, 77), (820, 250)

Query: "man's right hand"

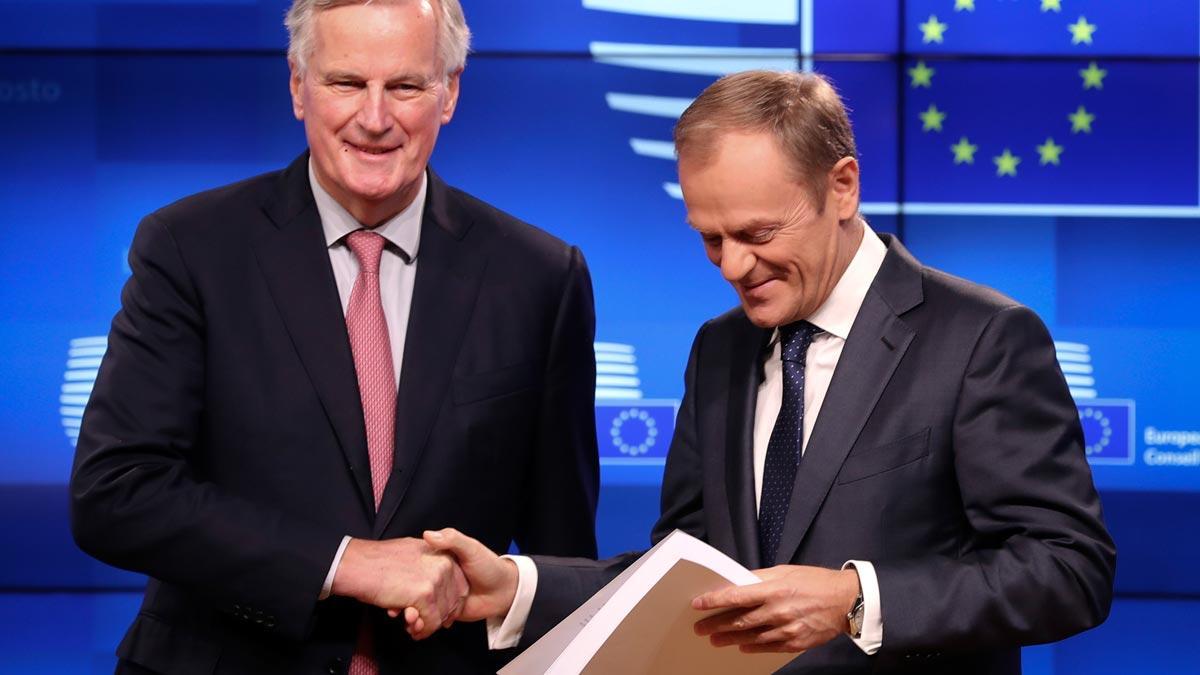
(423, 528), (518, 622)
(331, 537), (468, 639)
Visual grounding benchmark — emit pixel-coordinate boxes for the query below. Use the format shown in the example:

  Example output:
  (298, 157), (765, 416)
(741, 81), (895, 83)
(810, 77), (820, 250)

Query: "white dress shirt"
(490, 224), (888, 654)
(309, 160), (426, 599)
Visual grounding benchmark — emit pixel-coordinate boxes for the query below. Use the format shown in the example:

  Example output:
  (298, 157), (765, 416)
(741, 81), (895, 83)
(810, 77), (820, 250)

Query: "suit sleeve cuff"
(843, 560), (883, 655)
(487, 554), (538, 650)
(319, 536), (352, 601)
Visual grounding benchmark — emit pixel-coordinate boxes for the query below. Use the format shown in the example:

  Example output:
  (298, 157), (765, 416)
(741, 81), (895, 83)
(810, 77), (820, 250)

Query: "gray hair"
(285, 0), (471, 76)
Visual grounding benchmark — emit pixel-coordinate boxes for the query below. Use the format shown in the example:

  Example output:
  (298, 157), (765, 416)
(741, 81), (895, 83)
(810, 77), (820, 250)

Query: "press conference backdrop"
(1, 0), (1198, 672)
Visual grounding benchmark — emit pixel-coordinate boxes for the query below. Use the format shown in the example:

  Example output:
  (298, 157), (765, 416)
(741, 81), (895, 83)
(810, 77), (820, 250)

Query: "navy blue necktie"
(758, 321), (819, 567)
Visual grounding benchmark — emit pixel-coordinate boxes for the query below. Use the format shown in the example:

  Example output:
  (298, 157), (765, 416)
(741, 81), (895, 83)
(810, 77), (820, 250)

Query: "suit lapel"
(252, 154), (374, 516)
(374, 171), (487, 536)
(773, 234), (923, 565)
(724, 320), (770, 569)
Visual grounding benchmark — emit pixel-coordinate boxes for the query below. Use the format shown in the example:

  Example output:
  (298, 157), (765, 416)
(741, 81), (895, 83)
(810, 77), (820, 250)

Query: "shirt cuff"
(320, 536), (353, 601)
(842, 560), (883, 655)
(486, 554), (538, 650)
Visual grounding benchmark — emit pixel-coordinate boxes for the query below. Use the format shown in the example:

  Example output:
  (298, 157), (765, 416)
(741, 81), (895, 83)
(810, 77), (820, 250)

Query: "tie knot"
(346, 230), (386, 274)
(778, 321), (818, 363)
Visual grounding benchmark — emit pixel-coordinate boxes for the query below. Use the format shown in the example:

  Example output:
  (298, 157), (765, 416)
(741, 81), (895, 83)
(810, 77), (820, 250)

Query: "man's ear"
(827, 156), (860, 221)
(440, 68), (463, 124)
(288, 59), (305, 121)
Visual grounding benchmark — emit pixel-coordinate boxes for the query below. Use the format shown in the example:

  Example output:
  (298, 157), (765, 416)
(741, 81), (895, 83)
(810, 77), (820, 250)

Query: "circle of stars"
(913, 0), (1105, 178)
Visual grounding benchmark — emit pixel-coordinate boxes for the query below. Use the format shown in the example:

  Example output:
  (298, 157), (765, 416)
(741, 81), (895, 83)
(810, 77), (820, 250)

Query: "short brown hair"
(674, 70), (857, 204)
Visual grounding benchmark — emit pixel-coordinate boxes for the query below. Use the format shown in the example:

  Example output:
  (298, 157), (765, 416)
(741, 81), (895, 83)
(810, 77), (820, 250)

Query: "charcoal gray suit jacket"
(524, 233), (1115, 674)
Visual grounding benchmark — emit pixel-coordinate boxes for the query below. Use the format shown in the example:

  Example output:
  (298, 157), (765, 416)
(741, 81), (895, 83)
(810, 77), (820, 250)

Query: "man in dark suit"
(68, 1), (598, 673)
(426, 70), (1115, 673)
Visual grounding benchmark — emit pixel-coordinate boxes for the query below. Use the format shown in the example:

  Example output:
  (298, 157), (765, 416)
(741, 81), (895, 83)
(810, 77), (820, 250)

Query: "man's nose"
(720, 241), (756, 283)
(356, 85), (392, 134)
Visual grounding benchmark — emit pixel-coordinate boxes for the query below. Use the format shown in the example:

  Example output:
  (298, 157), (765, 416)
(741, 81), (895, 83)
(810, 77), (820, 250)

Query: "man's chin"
(740, 303), (786, 329)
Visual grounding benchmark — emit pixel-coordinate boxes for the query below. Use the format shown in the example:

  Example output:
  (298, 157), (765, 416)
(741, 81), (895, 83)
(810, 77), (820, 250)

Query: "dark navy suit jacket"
(526, 233), (1115, 674)
(70, 153), (600, 674)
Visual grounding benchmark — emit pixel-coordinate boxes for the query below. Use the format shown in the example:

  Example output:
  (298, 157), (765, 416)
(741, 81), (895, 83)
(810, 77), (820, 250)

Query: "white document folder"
(499, 530), (796, 675)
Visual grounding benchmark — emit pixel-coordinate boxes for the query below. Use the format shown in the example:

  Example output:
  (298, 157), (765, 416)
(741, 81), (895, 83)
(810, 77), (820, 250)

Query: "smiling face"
(679, 131), (862, 328)
(289, 1), (460, 226)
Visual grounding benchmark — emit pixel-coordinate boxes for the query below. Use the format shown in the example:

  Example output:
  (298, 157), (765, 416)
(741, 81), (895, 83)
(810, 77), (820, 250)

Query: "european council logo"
(1055, 340), (1135, 465)
(593, 341), (679, 465)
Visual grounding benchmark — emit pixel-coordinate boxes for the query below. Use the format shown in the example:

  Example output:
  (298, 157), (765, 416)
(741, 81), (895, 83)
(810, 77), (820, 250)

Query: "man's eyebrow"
(321, 70), (362, 82)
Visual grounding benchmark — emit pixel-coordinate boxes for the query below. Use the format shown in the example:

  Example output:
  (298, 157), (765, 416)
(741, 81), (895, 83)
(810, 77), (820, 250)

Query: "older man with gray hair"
(69, 1), (600, 673)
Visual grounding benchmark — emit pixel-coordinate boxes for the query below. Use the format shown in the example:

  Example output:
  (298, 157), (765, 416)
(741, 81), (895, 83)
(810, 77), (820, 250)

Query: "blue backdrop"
(1, 1), (1198, 672)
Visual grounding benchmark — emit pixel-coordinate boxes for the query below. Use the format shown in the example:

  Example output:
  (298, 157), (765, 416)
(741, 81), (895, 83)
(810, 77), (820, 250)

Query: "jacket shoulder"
(146, 169), (282, 235)
(448, 185), (579, 269)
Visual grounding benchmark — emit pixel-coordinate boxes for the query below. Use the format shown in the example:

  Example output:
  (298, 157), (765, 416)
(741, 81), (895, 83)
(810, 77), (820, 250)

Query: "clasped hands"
(347, 528), (860, 653)
(329, 533), (521, 640)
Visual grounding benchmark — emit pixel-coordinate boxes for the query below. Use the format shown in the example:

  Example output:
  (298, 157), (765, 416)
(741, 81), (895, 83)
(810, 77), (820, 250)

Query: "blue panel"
(902, 215), (1057, 318)
(903, 59), (1199, 206)
(905, 0), (1200, 57)
(0, 0), (805, 52)
(814, 0), (898, 54)
(816, 60), (900, 204)
(470, 1), (801, 52)
(0, 0), (291, 50)
(1051, 597), (1200, 674)
(0, 592), (140, 673)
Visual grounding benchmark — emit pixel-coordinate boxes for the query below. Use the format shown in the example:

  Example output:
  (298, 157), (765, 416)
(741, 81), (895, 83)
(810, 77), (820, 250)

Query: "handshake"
(330, 528), (518, 640)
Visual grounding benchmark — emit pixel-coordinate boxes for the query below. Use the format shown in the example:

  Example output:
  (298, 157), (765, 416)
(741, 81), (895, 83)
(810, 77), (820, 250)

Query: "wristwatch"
(846, 586), (865, 639)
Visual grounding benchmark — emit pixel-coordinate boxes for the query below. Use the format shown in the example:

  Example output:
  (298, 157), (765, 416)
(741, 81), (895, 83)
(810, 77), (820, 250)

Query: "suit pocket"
(117, 612), (220, 675)
(452, 361), (540, 405)
(836, 427), (931, 485)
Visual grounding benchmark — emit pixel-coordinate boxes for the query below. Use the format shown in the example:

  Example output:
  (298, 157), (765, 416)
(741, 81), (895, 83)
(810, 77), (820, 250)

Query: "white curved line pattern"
(62, 335), (107, 445)
(605, 93), (692, 119)
(630, 138), (676, 160)
(594, 342), (644, 399)
(583, 0), (798, 25)
(591, 42), (799, 76)
(1054, 341), (1096, 400)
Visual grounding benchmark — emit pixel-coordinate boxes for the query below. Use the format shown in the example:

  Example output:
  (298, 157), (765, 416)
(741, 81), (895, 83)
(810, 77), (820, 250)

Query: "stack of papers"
(501, 530), (795, 675)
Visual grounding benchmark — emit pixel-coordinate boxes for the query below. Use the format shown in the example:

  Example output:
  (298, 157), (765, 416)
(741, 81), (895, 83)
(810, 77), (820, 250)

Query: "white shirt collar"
(804, 222), (888, 340)
(767, 223), (888, 351)
(308, 158), (425, 261)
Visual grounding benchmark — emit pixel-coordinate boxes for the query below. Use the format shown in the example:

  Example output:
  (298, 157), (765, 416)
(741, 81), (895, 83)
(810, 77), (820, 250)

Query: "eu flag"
(903, 58), (1199, 206)
(906, 0), (1199, 56)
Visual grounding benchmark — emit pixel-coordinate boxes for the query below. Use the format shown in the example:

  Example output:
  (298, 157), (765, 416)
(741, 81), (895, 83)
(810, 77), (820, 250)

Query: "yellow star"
(994, 149), (1021, 177)
(1080, 62), (1107, 89)
(1041, 0), (1062, 12)
(955, 0), (975, 11)
(920, 15), (948, 44)
(1068, 105), (1095, 133)
(920, 104), (946, 132)
(908, 61), (935, 88)
(950, 137), (977, 164)
(1068, 16), (1096, 45)
(1036, 138), (1064, 165)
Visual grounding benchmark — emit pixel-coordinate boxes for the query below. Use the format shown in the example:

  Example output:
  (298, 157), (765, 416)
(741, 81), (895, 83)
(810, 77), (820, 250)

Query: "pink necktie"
(345, 230), (395, 675)
(345, 230), (396, 510)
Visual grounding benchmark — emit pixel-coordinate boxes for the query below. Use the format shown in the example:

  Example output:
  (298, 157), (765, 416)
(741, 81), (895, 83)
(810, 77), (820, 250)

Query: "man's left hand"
(692, 565), (860, 654)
